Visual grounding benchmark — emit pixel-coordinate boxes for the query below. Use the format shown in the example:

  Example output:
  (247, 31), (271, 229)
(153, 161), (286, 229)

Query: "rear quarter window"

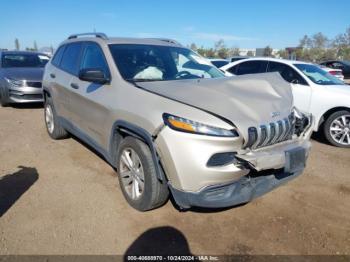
(51, 45), (66, 67)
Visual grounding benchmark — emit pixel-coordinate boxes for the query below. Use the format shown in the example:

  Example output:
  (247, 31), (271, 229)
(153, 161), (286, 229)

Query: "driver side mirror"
(79, 68), (110, 84)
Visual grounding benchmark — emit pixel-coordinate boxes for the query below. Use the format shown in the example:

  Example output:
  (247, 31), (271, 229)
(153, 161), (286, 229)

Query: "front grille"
(26, 81), (42, 88)
(244, 114), (295, 149)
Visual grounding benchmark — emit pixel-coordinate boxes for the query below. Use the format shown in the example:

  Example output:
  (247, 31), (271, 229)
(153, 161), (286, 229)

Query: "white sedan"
(221, 58), (350, 147)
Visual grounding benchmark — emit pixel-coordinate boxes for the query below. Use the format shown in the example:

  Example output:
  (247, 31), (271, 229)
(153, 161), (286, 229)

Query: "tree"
(190, 43), (197, 51)
(332, 26), (350, 60)
(299, 35), (312, 48)
(33, 41), (38, 51)
(214, 39), (229, 58)
(247, 50), (254, 57)
(206, 48), (216, 58)
(263, 46), (273, 57)
(312, 32), (329, 49)
(15, 38), (20, 50)
(231, 47), (240, 56)
(214, 39), (225, 51)
(196, 46), (206, 56)
(217, 48), (229, 59)
(277, 49), (288, 59)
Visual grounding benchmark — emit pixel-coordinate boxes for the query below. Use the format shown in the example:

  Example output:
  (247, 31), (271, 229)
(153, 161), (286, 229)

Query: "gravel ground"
(0, 104), (349, 255)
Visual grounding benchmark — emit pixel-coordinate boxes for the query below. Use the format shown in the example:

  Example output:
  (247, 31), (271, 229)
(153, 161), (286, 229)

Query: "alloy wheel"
(45, 104), (54, 134)
(330, 114), (350, 146)
(119, 148), (145, 200)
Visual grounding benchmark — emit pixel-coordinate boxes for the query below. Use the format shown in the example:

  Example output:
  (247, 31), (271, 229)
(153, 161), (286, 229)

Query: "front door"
(69, 42), (112, 147)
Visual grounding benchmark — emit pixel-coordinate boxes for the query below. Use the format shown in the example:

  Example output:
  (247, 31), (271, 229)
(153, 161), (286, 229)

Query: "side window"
(60, 42), (83, 75)
(227, 65), (239, 74)
(235, 61), (268, 75)
(51, 45), (66, 67)
(267, 62), (307, 85)
(325, 62), (334, 68)
(175, 53), (210, 78)
(80, 43), (110, 75)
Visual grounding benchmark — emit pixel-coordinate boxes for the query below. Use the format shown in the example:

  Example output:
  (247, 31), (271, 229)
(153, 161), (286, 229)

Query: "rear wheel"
(116, 136), (169, 211)
(44, 97), (68, 139)
(324, 110), (350, 148)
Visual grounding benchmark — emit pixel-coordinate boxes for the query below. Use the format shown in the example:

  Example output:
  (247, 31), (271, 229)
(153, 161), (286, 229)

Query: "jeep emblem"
(271, 111), (281, 118)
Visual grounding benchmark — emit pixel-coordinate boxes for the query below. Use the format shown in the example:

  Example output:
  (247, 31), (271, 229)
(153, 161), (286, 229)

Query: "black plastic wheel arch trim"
(110, 120), (167, 182)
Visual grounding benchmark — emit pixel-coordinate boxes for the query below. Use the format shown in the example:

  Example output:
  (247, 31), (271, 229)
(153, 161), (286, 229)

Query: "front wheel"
(324, 110), (350, 148)
(0, 92), (9, 107)
(116, 137), (169, 211)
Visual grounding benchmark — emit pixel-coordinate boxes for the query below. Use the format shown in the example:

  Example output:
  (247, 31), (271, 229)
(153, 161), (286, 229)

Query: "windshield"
(294, 63), (344, 85)
(1, 53), (49, 68)
(109, 44), (224, 82)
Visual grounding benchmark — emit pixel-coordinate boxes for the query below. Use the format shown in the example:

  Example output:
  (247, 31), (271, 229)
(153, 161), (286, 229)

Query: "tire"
(324, 110), (350, 148)
(0, 91), (9, 107)
(44, 96), (68, 140)
(116, 136), (169, 211)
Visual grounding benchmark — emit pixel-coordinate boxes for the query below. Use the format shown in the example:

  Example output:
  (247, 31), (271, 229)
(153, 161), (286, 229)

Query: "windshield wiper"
(125, 78), (162, 83)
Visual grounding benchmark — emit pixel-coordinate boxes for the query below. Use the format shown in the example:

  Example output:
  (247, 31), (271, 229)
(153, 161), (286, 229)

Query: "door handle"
(70, 83), (79, 89)
(50, 73), (56, 78)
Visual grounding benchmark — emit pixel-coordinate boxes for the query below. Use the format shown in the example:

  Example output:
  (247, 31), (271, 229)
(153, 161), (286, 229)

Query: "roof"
(220, 56), (314, 71)
(231, 57), (313, 65)
(208, 58), (229, 61)
(62, 33), (183, 48)
(106, 37), (183, 47)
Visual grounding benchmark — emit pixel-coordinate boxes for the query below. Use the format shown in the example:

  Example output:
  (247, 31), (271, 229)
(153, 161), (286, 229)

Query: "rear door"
(48, 44), (69, 118)
(69, 41), (111, 146)
(55, 42), (84, 122)
(267, 61), (312, 112)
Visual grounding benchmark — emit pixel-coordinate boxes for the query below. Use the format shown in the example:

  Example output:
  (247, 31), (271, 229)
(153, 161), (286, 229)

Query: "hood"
(138, 72), (293, 140)
(1, 67), (44, 81)
(324, 84), (350, 95)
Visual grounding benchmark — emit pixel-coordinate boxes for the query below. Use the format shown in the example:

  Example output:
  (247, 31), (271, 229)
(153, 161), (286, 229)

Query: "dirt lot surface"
(0, 105), (349, 255)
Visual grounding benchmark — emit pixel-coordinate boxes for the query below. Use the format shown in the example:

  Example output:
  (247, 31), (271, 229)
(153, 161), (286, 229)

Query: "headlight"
(293, 107), (312, 136)
(5, 77), (24, 87)
(293, 107), (304, 119)
(163, 113), (238, 137)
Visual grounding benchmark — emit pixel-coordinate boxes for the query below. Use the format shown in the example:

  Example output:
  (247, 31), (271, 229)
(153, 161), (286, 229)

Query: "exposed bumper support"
(169, 169), (303, 209)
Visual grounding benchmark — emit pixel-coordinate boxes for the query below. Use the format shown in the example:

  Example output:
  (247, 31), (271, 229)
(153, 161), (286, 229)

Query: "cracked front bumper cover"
(169, 169), (303, 209)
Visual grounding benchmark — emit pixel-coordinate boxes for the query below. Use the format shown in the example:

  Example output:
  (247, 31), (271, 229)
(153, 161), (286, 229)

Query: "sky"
(1, 0), (349, 50)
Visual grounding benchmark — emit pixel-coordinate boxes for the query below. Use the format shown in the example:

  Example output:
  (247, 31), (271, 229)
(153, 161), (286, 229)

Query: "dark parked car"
(320, 60), (350, 81)
(230, 56), (251, 63)
(0, 51), (49, 106)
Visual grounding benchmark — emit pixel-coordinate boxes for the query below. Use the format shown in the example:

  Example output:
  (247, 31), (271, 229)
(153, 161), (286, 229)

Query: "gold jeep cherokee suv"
(43, 33), (313, 211)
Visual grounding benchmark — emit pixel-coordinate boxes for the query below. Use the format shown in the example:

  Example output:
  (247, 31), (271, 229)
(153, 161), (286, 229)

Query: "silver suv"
(43, 33), (313, 211)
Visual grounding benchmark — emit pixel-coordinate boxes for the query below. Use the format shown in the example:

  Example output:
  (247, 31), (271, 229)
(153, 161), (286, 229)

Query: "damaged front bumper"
(169, 168), (303, 209)
(169, 140), (311, 209)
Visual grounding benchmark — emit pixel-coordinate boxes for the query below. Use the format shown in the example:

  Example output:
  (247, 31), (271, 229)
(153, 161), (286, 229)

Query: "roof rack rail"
(68, 32), (108, 40)
(147, 38), (182, 46)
